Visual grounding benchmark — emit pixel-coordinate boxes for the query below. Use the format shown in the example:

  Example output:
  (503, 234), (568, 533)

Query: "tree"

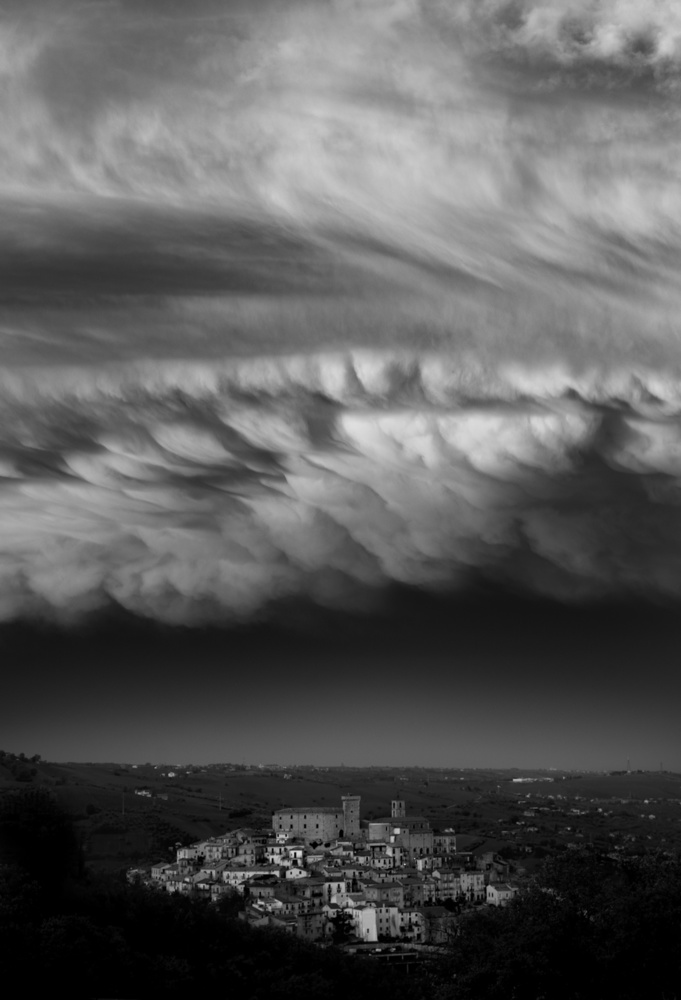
(330, 907), (354, 944)
(216, 889), (244, 919)
(0, 787), (84, 893)
(36, 913), (138, 995)
(0, 863), (45, 926)
(442, 850), (681, 1000)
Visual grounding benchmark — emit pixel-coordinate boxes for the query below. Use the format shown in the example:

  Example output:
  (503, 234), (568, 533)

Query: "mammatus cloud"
(450, 0), (681, 77)
(1, 352), (681, 624)
(1, 0), (680, 624)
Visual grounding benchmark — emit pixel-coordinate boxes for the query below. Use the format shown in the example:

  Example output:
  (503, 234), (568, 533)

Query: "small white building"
(348, 903), (379, 942)
(486, 883), (519, 907)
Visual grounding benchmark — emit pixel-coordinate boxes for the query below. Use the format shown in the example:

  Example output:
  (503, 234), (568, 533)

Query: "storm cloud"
(0, 351), (678, 624)
(1, 0), (681, 625)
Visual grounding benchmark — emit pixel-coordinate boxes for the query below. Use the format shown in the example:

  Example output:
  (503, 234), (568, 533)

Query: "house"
(362, 880), (404, 908)
(285, 866), (309, 880)
(398, 907), (425, 943)
(433, 831), (458, 853)
(177, 845), (202, 862)
(321, 876), (347, 900)
(375, 904), (401, 940)
(486, 883), (519, 907)
(293, 908), (326, 941)
(286, 880), (325, 912)
(421, 877), (440, 904)
(197, 860), (229, 882)
(460, 871), (485, 902)
(347, 902), (379, 942)
(398, 874), (425, 907)
(246, 878), (279, 900)
(223, 865), (282, 891)
(415, 855), (442, 871)
(433, 868), (463, 901)
(476, 852), (512, 881)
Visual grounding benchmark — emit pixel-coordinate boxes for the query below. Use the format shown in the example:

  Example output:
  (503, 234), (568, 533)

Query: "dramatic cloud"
(449, 0), (681, 78)
(1, 1), (680, 625)
(0, 353), (679, 624)
(2, 0), (681, 278)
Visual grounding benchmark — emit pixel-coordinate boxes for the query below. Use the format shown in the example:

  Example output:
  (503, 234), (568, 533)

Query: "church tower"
(341, 795), (361, 838)
(391, 795), (406, 819)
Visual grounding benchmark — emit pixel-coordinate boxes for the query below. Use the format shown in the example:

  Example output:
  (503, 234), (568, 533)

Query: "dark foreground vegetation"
(1, 786), (680, 999)
(449, 852), (681, 1000)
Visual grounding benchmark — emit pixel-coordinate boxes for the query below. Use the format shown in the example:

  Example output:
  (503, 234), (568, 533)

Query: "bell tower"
(391, 795), (406, 819)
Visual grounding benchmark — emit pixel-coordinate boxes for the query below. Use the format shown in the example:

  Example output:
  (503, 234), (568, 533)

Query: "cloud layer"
(2, 0), (681, 285)
(0, 351), (679, 624)
(452, 0), (681, 77)
(1, 1), (680, 624)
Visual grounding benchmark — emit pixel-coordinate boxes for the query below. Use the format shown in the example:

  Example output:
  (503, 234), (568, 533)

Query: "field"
(2, 757), (680, 870)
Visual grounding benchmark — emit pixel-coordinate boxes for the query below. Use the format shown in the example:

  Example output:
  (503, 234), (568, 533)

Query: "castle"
(271, 793), (435, 856)
(272, 794), (361, 841)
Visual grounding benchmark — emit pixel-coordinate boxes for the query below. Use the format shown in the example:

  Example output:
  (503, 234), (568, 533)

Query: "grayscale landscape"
(1, 1), (681, 997)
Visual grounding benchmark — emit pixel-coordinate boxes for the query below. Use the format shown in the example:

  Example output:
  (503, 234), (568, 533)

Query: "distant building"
(391, 796), (406, 820)
(272, 795), (361, 842)
(433, 831), (457, 853)
(368, 800), (434, 858)
(486, 883), (519, 907)
(461, 871), (485, 902)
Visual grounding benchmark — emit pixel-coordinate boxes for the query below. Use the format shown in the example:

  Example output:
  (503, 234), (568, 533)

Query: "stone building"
(367, 796), (434, 857)
(272, 795), (361, 842)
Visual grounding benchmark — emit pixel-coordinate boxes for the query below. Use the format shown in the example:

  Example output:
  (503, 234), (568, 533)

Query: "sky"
(2, 0), (681, 770)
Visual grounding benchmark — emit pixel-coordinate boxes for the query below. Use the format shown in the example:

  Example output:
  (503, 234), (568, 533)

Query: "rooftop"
(371, 816), (430, 825)
(273, 807), (341, 815)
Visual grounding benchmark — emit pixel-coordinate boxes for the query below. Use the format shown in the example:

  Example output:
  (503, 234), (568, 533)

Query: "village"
(141, 794), (519, 946)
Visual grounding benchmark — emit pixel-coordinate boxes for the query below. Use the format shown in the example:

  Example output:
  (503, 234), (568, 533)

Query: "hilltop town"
(4, 761), (681, 997)
(141, 794), (519, 946)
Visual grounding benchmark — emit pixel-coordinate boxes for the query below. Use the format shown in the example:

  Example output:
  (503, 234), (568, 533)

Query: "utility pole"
(122, 788), (125, 817)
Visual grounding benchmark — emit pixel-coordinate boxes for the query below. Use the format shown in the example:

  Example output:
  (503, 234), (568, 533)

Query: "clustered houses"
(146, 795), (518, 944)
